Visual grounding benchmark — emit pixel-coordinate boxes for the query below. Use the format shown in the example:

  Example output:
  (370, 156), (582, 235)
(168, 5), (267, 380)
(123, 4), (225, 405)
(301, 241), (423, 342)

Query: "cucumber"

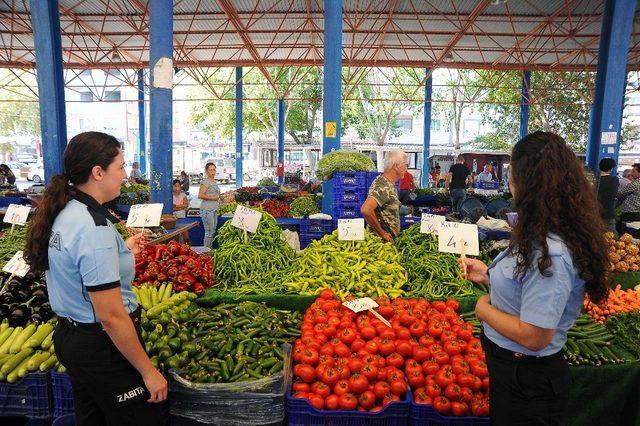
(0, 327), (22, 354)
(162, 283), (173, 302)
(39, 354), (58, 372)
(10, 324), (37, 354)
(0, 320), (9, 333)
(41, 331), (54, 350)
(139, 286), (151, 310)
(1, 347), (34, 376)
(150, 286), (159, 307)
(0, 353), (11, 366)
(23, 323), (55, 350)
(157, 283), (167, 302)
(0, 327), (14, 348)
(27, 351), (53, 371)
(7, 356), (31, 383)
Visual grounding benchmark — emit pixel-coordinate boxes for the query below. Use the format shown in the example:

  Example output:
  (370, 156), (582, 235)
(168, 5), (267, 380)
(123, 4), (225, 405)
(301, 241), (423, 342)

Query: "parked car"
(6, 161), (25, 177)
(25, 163), (44, 183)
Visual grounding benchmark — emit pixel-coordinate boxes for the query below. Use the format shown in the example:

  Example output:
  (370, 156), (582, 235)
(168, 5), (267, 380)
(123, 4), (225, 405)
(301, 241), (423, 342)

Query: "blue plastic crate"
(0, 197), (23, 208)
(410, 402), (489, 426)
(300, 218), (334, 235)
(52, 372), (74, 418)
(287, 392), (410, 426)
(332, 202), (363, 219)
(332, 171), (367, 189)
(0, 372), (52, 419)
(334, 186), (367, 204)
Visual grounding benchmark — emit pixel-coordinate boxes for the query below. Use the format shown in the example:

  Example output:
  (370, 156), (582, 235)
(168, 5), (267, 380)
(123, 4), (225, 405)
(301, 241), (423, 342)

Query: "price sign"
(231, 205), (262, 233)
(2, 251), (30, 277)
(420, 213), (446, 234)
(126, 203), (163, 228)
(338, 218), (365, 241)
(3, 204), (30, 226)
(343, 297), (378, 313)
(437, 222), (479, 256)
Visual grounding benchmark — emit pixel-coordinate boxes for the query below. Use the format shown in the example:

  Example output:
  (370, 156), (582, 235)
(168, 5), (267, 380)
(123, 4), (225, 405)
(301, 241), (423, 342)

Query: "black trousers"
(53, 310), (166, 426)
(481, 334), (571, 426)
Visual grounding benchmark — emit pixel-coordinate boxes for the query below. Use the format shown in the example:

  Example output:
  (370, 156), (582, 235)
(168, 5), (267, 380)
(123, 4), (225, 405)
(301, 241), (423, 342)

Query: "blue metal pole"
(519, 70), (531, 141)
(30, 0), (66, 183)
(586, 0), (636, 172)
(235, 67), (243, 188)
(137, 69), (147, 175)
(149, 0), (173, 214)
(322, 0), (343, 213)
(277, 98), (285, 185)
(421, 68), (433, 188)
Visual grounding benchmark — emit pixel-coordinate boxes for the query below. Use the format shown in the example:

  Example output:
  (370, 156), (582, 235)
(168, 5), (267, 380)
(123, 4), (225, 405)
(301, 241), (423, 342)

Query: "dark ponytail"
(24, 131), (121, 272)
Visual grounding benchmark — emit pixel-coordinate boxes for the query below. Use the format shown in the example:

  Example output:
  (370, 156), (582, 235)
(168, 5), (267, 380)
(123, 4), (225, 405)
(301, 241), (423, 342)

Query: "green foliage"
(315, 150), (375, 180)
(0, 71), (40, 137)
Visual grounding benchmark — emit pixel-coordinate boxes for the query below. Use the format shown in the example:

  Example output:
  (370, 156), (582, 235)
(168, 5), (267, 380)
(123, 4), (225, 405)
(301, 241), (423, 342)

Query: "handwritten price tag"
(2, 251), (30, 277)
(343, 297), (378, 313)
(437, 222), (479, 256)
(3, 204), (30, 226)
(338, 218), (365, 241)
(126, 203), (163, 228)
(231, 205), (262, 233)
(420, 213), (446, 234)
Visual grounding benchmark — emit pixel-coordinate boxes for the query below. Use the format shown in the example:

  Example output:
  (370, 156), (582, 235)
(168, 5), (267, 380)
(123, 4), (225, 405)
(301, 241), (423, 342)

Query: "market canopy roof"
(1, 0), (640, 72)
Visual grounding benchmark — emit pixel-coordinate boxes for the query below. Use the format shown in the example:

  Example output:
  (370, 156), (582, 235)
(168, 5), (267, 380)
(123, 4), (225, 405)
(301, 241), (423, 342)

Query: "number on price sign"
(3, 204), (30, 226)
(231, 205), (262, 233)
(338, 218), (365, 241)
(343, 297), (379, 313)
(2, 251), (30, 277)
(420, 213), (446, 234)
(437, 222), (479, 256)
(126, 203), (163, 228)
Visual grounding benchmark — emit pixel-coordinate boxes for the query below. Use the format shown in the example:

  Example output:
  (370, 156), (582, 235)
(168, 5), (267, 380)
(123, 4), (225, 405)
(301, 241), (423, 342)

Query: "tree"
(0, 70), (40, 138)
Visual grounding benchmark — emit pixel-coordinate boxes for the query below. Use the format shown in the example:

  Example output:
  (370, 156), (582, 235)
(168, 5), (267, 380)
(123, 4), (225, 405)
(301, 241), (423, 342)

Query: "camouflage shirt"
(367, 175), (401, 238)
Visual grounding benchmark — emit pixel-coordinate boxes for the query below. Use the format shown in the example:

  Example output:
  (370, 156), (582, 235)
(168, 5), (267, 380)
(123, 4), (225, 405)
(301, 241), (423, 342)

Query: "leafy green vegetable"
(257, 177), (277, 187)
(289, 196), (320, 218)
(316, 150), (375, 180)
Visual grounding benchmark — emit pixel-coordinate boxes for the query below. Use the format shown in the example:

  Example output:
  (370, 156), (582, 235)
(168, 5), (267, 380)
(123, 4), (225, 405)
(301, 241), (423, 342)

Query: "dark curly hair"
(509, 131), (609, 304)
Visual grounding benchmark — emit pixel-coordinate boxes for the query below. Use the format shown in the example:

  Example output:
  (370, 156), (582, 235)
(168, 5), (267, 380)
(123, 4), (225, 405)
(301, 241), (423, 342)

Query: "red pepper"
(154, 245), (165, 260)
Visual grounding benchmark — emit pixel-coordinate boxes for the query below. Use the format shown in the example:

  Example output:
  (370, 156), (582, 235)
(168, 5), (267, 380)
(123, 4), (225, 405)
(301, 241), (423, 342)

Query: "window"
(104, 91), (121, 101)
(395, 118), (413, 133)
(80, 92), (94, 102)
(408, 152), (418, 169)
(430, 119), (441, 132)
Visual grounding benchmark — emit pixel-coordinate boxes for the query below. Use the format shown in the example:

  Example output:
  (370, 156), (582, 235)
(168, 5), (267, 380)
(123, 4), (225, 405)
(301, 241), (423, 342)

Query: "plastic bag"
(169, 344), (292, 425)
(281, 229), (301, 252)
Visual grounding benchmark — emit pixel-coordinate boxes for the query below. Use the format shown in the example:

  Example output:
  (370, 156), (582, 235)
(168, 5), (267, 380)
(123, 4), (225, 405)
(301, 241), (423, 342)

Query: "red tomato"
(383, 393), (400, 406)
(319, 344), (335, 357)
(426, 382), (442, 398)
(422, 359), (440, 375)
(301, 348), (320, 366)
(412, 345), (430, 363)
(293, 345), (305, 363)
(466, 339), (484, 357)
(360, 326), (377, 340)
(451, 401), (468, 416)
(373, 381), (390, 399)
(318, 354), (334, 366)
(339, 328), (357, 345)
(311, 382), (331, 398)
(445, 298), (459, 312)
(440, 330), (457, 343)
(433, 396), (452, 415)
(328, 316), (341, 327)
(429, 324), (443, 341)
(409, 321), (426, 337)
(408, 371), (425, 389)
(378, 338), (396, 356)
(460, 387), (474, 402)
(361, 363), (379, 381)
(387, 368), (403, 383)
(308, 393), (324, 410)
(320, 367), (340, 385)
(395, 340), (413, 358)
(482, 377), (490, 391)
(470, 360), (488, 378)
(419, 335), (436, 347)
(379, 304), (395, 318)
(404, 359), (422, 375)
(451, 359), (470, 376)
(432, 351), (450, 366)
(456, 372), (475, 389)
(348, 357), (364, 373)
(333, 379), (350, 396)
(470, 398), (490, 416)
(333, 342), (351, 358)
(351, 338), (366, 352)
(292, 381), (310, 393)
(432, 301), (447, 313)
(335, 365), (351, 380)
(386, 353), (405, 369)
(444, 340), (463, 356)
(338, 393), (358, 410)
(443, 308), (459, 322)
(358, 390), (376, 409)
(296, 364), (316, 383)
(400, 312), (416, 326)
(396, 327), (412, 341)
(444, 383), (462, 401)
(390, 379), (408, 397)
(325, 394), (339, 410)
(364, 340), (379, 354)
(470, 374), (483, 392)
(348, 373), (369, 395)
(320, 289), (335, 300)
(435, 368), (456, 389)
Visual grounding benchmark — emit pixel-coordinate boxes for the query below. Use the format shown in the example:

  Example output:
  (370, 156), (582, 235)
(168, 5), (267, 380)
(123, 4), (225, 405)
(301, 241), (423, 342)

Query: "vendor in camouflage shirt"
(361, 150), (408, 242)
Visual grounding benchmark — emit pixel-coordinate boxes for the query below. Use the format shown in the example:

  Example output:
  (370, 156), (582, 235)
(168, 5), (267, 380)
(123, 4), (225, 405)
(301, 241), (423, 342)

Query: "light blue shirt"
(46, 193), (137, 323)
(475, 171), (495, 183)
(483, 235), (585, 356)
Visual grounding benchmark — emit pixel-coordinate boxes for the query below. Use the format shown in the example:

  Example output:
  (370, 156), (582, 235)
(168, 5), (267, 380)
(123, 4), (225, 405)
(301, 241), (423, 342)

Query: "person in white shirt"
(172, 179), (189, 219)
(129, 162), (142, 182)
(475, 163), (497, 183)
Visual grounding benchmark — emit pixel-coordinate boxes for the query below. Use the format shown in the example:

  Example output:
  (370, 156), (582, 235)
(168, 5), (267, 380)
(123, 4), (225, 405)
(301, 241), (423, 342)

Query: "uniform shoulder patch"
(49, 232), (61, 251)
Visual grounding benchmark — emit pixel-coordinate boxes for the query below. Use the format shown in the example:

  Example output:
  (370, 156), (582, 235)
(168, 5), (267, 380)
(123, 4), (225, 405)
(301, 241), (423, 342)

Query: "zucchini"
(150, 286), (159, 307)
(0, 327), (14, 347)
(157, 283), (167, 302)
(0, 347), (34, 375)
(27, 351), (53, 371)
(7, 356), (31, 383)
(10, 324), (37, 354)
(0, 327), (22, 354)
(162, 283), (173, 302)
(39, 354), (58, 372)
(23, 323), (55, 350)
(41, 331), (54, 350)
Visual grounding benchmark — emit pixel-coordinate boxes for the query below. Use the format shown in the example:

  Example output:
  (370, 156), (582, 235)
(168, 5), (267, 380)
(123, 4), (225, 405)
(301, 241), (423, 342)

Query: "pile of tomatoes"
(291, 289), (490, 417)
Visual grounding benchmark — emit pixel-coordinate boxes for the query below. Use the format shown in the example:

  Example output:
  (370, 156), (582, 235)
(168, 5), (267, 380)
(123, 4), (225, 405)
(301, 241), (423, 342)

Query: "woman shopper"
(199, 162), (221, 248)
(172, 179), (189, 219)
(23, 132), (167, 425)
(460, 131), (609, 425)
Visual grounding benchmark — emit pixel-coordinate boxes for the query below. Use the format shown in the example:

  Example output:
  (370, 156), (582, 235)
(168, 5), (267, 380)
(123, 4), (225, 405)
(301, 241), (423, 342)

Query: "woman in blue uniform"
(461, 131), (609, 425)
(24, 132), (167, 425)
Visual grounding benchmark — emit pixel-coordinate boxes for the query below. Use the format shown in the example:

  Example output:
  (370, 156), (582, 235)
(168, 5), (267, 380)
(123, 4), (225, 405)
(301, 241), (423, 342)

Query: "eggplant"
(16, 289), (30, 301)
(9, 307), (27, 326)
(0, 292), (15, 305)
(0, 305), (9, 319)
(30, 313), (43, 323)
(32, 288), (47, 303)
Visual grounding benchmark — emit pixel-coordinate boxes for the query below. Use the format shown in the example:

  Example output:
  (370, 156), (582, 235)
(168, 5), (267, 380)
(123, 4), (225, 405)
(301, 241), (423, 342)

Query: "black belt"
(481, 333), (564, 365)
(60, 306), (141, 332)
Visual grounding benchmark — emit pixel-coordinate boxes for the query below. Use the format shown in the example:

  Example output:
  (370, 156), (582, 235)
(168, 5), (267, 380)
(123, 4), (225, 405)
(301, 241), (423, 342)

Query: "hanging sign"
(231, 205), (262, 233)
(438, 222), (479, 256)
(126, 203), (163, 228)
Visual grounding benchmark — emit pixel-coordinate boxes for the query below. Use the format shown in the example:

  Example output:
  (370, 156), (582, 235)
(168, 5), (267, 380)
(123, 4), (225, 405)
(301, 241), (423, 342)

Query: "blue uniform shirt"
(46, 191), (137, 323)
(483, 235), (585, 356)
